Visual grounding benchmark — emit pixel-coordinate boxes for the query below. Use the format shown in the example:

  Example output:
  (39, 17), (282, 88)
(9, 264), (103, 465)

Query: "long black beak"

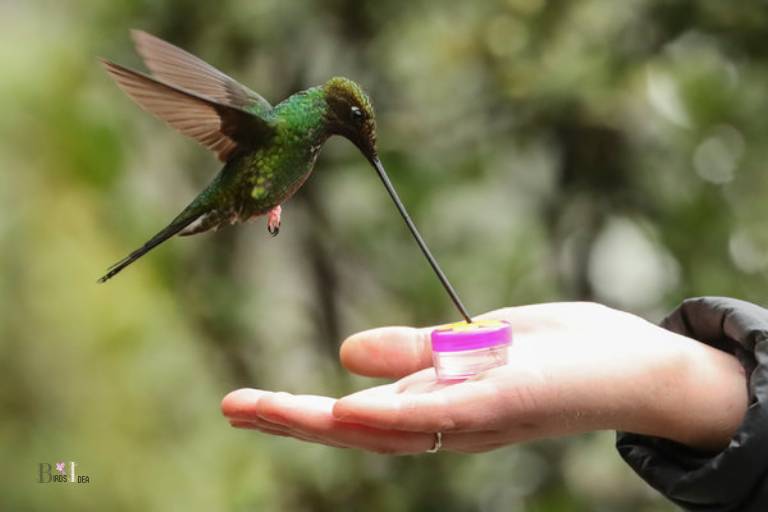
(370, 156), (472, 323)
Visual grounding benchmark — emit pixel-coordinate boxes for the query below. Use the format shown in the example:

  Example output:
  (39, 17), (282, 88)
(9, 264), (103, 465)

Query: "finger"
(333, 376), (506, 433)
(228, 414), (295, 435)
(221, 388), (271, 420)
(223, 389), (317, 439)
(231, 417), (511, 454)
(257, 392), (434, 454)
(222, 389), (348, 445)
(340, 326), (433, 378)
(230, 423), (525, 455)
(229, 419), (293, 437)
(338, 306), (555, 380)
(229, 419), (347, 448)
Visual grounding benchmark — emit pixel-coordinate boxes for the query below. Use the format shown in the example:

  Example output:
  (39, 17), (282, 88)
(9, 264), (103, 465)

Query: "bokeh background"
(2, 0), (768, 510)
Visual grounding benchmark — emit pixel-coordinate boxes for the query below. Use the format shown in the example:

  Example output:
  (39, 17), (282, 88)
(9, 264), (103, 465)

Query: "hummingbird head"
(323, 77), (378, 162)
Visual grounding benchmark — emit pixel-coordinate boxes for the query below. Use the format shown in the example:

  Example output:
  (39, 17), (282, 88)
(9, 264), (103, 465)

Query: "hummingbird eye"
(350, 106), (364, 124)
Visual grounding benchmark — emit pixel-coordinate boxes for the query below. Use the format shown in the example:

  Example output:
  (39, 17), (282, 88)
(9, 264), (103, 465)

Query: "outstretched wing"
(102, 60), (274, 161)
(131, 30), (272, 117)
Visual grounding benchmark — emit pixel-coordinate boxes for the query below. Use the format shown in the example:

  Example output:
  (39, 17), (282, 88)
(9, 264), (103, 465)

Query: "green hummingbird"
(98, 31), (471, 322)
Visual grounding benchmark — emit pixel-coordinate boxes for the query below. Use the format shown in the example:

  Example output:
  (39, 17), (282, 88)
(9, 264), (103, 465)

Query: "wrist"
(631, 329), (748, 451)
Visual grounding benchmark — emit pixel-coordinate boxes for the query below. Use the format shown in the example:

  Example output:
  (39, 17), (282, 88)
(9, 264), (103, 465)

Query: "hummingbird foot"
(267, 205), (282, 237)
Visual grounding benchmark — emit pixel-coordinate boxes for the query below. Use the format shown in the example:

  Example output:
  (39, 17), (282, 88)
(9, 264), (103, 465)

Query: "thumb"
(339, 308), (524, 379)
(340, 326), (433, 379)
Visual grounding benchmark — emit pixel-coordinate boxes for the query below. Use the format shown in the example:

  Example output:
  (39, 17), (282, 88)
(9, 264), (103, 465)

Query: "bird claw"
(267, 205), (281, 237)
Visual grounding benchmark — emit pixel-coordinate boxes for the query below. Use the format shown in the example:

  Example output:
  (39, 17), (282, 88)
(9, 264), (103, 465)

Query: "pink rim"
(431, 320), (512, 352)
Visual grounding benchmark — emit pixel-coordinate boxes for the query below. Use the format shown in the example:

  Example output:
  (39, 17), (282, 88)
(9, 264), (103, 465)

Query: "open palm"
(222, 303), (746, 453)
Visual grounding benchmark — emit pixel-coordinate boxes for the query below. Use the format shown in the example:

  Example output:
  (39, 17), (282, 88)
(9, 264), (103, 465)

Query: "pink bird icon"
(55, 462), (66, 475)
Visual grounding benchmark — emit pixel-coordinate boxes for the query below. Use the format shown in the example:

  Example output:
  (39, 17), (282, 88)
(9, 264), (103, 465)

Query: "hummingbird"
(98, 31), (471, 323)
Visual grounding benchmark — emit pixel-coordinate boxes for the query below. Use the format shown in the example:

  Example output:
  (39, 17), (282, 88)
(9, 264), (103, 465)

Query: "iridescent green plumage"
(97, 31), (471, 323)
(98, 32), (376, 282)
(179, 86), (332, 235)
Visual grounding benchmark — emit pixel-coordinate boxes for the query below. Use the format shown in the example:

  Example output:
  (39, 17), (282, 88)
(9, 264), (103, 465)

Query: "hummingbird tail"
(97, 210), (205, 283)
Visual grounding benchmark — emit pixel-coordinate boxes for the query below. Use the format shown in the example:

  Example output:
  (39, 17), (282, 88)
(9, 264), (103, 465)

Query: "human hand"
(222, 303), (747, 454)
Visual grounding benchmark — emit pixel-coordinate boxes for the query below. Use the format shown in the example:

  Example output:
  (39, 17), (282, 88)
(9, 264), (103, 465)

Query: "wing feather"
(102, 59), (273, 161)
(131, 29), (272, 116)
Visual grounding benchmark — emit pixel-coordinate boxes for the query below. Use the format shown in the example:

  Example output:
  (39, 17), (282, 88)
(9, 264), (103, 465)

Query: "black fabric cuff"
(616, 297), (768, 511)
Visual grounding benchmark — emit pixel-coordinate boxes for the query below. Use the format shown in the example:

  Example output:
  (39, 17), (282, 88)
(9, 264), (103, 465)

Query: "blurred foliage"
(1, 0), (767, 510)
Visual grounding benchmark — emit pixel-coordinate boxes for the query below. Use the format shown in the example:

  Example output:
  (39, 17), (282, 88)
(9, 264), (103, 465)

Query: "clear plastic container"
(431, 320), (512, 381)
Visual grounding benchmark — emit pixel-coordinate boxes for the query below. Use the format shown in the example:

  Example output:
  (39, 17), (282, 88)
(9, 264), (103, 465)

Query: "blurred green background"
(2, 0), (767, 510)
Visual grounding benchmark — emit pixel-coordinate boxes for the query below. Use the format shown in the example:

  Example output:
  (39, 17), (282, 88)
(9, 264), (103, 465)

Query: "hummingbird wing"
(130, 30), (272, 117)
(102, 60), (274, 161)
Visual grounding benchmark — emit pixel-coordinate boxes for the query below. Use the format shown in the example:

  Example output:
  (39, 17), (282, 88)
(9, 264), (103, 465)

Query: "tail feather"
(98, 212), (204, 283)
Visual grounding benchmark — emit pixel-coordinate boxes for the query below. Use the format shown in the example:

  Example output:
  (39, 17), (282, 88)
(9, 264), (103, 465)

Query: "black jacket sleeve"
(616, 297), (768, 512)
